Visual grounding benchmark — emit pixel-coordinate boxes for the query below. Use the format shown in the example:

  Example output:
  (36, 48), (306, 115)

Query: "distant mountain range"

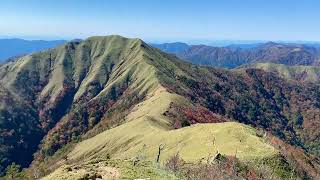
(0, 39), (66, 63)
(152, 42), (320, 68)
(150, 42), (190, 53)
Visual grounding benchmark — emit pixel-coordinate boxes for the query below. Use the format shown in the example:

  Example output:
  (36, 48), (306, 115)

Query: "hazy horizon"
(1, 35), (320, 47)
(1, 0), (320, 42)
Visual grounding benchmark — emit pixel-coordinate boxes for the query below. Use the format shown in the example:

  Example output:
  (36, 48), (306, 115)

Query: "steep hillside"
(0, 35), (163, 176)
(0, 39), (66, 63)
(1, 36), (320, 179)
(162, 60), (320, 156)
(242, 63), (320, 82)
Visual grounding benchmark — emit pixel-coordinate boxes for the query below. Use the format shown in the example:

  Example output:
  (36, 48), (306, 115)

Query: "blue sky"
(0, 0), (319, 42)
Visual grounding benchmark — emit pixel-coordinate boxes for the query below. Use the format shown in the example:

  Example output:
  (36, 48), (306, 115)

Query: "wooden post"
(156, 144), (165, 163)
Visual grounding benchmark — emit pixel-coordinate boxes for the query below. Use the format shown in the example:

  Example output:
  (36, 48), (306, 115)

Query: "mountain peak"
(85, 35), (143, 44)
(261, 41), (280, 48)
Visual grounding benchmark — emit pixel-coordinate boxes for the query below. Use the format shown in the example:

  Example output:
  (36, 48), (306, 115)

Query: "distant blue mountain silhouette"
(0, 39), (66, 63)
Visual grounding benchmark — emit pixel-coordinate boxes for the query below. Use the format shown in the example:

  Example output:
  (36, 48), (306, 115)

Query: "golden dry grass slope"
(68, 88), (277, 162)
(43, 85), (277, 179)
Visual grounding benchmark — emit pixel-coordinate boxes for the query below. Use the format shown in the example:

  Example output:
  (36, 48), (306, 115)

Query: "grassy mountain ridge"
(0, 35), (156, 175)
(241, 62), (320, 82)
(0, 35), (320, 179)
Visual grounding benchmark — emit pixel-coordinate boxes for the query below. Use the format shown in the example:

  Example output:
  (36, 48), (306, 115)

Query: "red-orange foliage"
(184, 106), (226, 124)
(266, 133), (320, 179)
